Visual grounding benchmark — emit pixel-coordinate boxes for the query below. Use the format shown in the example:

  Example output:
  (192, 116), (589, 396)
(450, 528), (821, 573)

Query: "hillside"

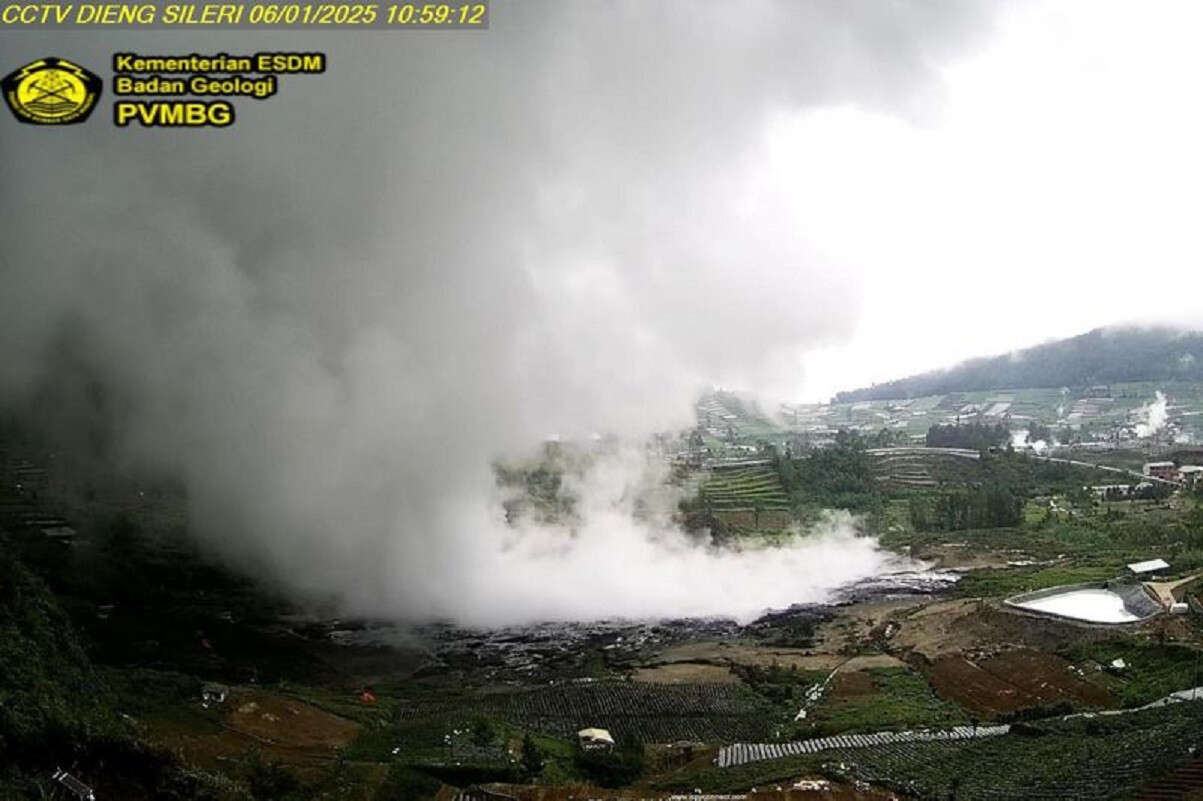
(834, 327), (1203, 402)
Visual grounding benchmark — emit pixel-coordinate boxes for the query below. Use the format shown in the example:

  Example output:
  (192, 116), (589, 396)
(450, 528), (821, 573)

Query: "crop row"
(480, 682), (774, 744)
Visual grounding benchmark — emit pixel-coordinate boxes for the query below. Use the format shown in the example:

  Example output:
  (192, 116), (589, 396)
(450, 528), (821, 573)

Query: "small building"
(1143, 461), (1179, 482)
(1179, 465), (1203, 488)
(1127, 558), (1170, 578)
(577, 727), (615, 751)
(201, 683), (229, 707)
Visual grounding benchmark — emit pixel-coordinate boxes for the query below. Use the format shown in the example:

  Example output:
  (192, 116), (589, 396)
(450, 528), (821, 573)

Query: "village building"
(201, 683), (229, 707)
(1178, 465), (1203, 488)
(1127, 558), (1170, 578)
(1143, 461), (1179, 482)
(577, 727), (615, 751)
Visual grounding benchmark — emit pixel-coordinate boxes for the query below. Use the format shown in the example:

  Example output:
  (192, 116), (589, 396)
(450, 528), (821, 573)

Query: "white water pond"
(1011, 588), (1140, 623)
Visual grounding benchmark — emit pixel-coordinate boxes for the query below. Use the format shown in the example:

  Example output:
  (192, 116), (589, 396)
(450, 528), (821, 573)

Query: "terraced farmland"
(699, 467), (790, 512)
(866, 447), (982, 491)
(699, 466), (793, 530)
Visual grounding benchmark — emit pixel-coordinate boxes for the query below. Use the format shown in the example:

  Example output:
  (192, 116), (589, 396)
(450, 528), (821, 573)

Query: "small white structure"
(1179, 465), (1203, 487)
(1128, 558), (1170, 577)
(577, 727), (615, 750)
(201, 683), (229, 707)
(1171, 602), (1190, 615)
(52, 769), (95, 801)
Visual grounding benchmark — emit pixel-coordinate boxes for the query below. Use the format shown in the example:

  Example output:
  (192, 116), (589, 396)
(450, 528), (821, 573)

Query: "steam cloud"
(0, 2), (996, 625)
(1135, 391), (1169, 438)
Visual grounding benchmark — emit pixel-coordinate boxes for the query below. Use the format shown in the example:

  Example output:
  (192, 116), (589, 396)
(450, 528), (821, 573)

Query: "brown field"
(828, 670), (875, 698)
(923, 649), (1111, 717)
(632, 662), (740, 684)
(143, 688), (363, 778)
(892, 598), (1134, 660)
(979, 649), (1111, 707)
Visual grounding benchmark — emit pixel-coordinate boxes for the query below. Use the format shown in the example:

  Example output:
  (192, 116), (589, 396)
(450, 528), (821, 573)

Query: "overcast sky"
(784, 0), (1203, 401)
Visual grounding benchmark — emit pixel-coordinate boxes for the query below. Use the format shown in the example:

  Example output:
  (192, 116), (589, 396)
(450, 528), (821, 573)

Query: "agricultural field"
(667, 703), (1203, 799)
(699, 466), (791, 511)
(792, 667), (968, 736)
(478, 682), (775, 743)
(921, 650), (1111, 718)
(698, 465), (793, 531)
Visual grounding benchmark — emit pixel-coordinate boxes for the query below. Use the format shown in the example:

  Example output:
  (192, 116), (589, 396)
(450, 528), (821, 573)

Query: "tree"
(1027, 421), (1052, 443)
(574, 735), (645, 788)
(471, 718), (494, 747)
(520, 734), (543, 779)
(926, 421), (1009, 450)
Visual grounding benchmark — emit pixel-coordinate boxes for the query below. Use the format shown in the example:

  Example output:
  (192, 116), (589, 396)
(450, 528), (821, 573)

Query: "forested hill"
(834, 327), (1203, 402)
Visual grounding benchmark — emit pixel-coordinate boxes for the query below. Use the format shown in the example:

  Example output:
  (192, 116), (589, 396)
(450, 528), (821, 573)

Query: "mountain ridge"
(833, 326), (1203, 403)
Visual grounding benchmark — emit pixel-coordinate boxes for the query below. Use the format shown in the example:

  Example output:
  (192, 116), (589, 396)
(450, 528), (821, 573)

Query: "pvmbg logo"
(2, 57), (102, 125)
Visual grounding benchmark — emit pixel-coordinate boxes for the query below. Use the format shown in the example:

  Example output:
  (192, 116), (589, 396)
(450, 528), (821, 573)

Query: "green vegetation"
(0, 550), (122, 758)
(909, 485), (1023, 531)
(775, 432), (880, 514)
(926, 421), (1010, 450)
(953, 562), (1119, 598)
(1064, 640), (1203, 707)
(573, 734), (646, 787)
(799, 668), (966, 737)
(731, 663), (965, 738)
(494, 457), (580, 525)
(0, 547), (268, 800)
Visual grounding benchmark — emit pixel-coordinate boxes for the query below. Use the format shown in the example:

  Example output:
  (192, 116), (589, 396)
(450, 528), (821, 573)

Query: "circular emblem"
(2, 57), (102, 125)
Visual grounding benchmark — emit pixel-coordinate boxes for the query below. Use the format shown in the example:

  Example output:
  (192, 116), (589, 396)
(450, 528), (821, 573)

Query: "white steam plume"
(1135, 391), (1168, 438)
(0, 2), (997, 625)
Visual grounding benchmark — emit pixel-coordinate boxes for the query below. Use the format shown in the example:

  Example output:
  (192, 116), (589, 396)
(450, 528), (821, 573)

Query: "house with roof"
(1127, 558), (1170, 578)
(577, 727), (615, 751)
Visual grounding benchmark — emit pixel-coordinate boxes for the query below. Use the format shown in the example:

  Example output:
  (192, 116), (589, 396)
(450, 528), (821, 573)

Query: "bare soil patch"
(829, 670), (874, 698)
(632, 662), (739, 684)
(143, 688), (361, 777)
(227, 689), (360, 750)
(979, 649), (1111, 708)
(893, 599), (1134, 660)
(924, 649), (1112, 717)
